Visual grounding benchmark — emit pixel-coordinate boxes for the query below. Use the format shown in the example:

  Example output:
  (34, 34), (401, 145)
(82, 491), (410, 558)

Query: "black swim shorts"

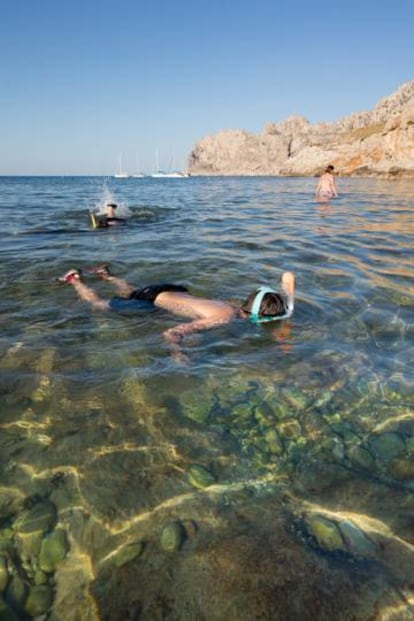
(129, 284), (188, 304)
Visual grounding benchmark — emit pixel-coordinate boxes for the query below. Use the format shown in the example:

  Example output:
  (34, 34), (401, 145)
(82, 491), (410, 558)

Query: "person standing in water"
(316, 165), (338, 200)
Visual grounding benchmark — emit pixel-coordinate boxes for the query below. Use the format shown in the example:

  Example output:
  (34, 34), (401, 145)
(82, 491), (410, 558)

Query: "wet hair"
(325, 165), (335, 173)
(240, 289), (286, 317)
(106, 203), (117, 208)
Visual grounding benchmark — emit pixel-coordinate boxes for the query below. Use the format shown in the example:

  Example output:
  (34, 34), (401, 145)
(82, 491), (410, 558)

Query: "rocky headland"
(188, 80), (414, 178)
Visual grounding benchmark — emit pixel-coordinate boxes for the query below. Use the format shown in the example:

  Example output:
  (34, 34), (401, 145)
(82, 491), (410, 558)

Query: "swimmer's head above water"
(104, 203), (119, 219)
(240, 272), (295, 322)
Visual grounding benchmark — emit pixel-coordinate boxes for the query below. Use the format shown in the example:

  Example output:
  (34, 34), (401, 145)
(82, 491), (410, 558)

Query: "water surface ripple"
(1, 176), (414, 620)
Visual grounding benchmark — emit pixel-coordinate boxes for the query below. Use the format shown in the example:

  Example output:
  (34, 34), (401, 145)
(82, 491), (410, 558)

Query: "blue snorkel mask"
(249, 285), (294, 323)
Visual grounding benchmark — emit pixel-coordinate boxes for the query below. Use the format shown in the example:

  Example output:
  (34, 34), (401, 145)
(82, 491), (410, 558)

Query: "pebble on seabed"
(187, 464), (216, 489)
(303, 512), (378, 558)
(0, 498), (70, 619)
(160, 522), (186, 553)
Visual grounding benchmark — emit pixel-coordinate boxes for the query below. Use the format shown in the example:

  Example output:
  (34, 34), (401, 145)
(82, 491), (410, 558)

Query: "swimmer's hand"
(163, 327), (190, 365)
(163, 326), (185, 344)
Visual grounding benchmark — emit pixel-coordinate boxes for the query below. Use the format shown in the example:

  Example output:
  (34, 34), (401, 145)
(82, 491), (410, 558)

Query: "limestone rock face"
(188, 80), (414, 177)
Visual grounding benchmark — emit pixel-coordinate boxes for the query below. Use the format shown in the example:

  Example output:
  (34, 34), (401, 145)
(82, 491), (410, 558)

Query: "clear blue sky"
(1, 0), (413, 175)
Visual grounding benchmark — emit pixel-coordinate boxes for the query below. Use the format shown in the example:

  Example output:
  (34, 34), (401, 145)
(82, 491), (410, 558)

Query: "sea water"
(1, 175), (414, 619)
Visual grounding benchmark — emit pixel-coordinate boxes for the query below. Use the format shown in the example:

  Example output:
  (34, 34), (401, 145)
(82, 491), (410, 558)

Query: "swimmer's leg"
(58, 269), (110, 310)
(88, 265), (137, 297)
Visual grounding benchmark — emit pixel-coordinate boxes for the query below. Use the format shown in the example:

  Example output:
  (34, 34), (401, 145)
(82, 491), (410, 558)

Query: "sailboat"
(151, 170), (188, 178)
(132, 154), (145, 178)
(151, 149), (188, 178)
(114, 153), (129, 178)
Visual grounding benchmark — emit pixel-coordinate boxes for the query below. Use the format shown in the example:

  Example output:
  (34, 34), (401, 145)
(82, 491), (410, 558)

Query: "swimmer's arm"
(163, 317), (231, 344)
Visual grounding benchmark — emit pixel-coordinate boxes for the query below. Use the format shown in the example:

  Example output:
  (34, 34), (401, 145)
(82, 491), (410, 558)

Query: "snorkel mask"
(249, 286), (294, 323)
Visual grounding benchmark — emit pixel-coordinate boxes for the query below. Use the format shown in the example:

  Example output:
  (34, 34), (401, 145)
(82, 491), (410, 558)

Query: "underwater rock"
(0, 530), (14, 558)
(187, 464), (216, 489)
(332, 439), (345, 461)
(273, 401), (291, 419)
(281, 387), (309, 410)
(13, 500), (57, 535)
(254, 401), (277, 426)
(182, 401), (212, 424)
(337, 520), (377, 557)
(24, 584), (54, 617)
(114, 542), (145, 568)
(388, 458), (414, 481)
(34, 569), (49, 586)
(231, 403), (254, 422)
(370, 432), (406, 462)
(180, 386), (216, 424)
(14, 530), (44, 563)
(0, 529), (13, 544)
(0, 555), (9, 592)
(0, 598), (19, 621)
(160, 521), (186, 553)
(305, 515), (344, 552)
(39, 528), (69, 573)
(313, 390), (333, 409)
(5, 574), (28, 612)
(31, 376), (51, 403)
(279, 420), (301, 439)
(346, 444), (375, 469)
(264, 429), (284, 455)
(0, 490), (23, 523)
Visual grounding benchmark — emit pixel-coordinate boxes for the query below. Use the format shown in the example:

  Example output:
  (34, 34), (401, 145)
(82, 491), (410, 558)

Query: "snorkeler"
(316, 165), (338, 200)
(57, 266), (295, 344)
(91, 203), (126, 228)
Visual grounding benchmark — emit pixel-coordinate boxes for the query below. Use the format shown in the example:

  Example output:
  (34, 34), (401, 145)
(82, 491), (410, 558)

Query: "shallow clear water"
(1, 176), (414, 619)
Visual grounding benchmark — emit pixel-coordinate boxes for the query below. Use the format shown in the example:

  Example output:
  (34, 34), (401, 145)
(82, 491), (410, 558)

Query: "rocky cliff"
(188, 80), (414, 177)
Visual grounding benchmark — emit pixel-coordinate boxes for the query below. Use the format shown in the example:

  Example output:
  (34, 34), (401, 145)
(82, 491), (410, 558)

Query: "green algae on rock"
(39, 528), (69, 573)
(114, 542), (145, 567)
(305, 515), (344, 552)
(34, 569), (49, 586)
(0, 555), (9, 592)
(264, 429), (284, 455)
(24, 584), (54, 617)
(5, 574), (28, 613)
(160, 522), (186, 553)
(346, 444), (375, 470)
(369, 432), (406, 462)
(0, 597), (19, 621)
(279, 420), (302, 439)
(388, 458), (414, 481)
(187, 464), (216, 489)
(13, 500), (57, 535)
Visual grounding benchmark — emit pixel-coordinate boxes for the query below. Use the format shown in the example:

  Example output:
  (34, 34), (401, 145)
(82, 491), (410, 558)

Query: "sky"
(1, 0), (413, 175)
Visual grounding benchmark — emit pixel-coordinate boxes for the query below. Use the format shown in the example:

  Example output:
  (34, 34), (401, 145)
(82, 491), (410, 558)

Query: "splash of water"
(90, 180), (131, 216)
